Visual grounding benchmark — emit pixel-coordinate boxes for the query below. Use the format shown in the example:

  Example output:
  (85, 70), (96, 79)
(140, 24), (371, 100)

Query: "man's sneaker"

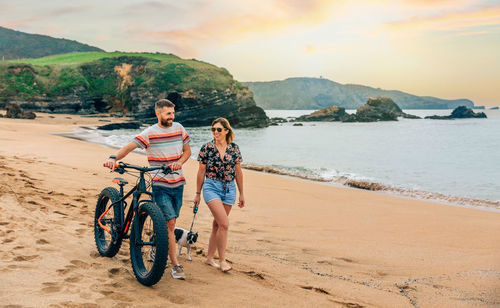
(170, 264), (186, 280)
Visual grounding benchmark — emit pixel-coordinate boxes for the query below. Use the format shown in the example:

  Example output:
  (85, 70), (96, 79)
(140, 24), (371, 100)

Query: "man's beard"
(161, 119), (173, 127)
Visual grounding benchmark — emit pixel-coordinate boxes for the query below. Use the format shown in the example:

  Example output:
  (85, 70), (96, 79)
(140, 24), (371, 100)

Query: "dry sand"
(0, 113), (499, 307)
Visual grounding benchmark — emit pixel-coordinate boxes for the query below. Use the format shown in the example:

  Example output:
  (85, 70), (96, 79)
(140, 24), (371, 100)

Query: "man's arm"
(104, 142), (138, 170)
(171, 144), (191, 171)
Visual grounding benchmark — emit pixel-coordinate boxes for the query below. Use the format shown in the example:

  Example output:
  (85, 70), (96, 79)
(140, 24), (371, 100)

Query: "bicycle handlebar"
(104, 162), (177, 175)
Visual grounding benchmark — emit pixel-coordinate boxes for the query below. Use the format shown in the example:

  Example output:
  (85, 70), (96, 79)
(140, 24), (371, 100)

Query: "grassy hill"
(0, 26), (103, 60)
(0, 52), (238, 104)
(0, 51), (269, 128)
(244, 77), (474, 110)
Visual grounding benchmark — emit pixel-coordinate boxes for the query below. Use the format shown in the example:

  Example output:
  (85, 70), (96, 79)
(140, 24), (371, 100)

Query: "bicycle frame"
(98, 162), (170, 245)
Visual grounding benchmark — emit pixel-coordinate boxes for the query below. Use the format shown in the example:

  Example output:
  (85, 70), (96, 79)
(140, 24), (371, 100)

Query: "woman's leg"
(206, 200), (232, 268)
(205, 219), (219, 266)
(206, 204), (232, 266)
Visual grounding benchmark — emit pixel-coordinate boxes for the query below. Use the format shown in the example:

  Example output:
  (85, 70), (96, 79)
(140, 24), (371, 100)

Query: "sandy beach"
(0, 113), (499, 307)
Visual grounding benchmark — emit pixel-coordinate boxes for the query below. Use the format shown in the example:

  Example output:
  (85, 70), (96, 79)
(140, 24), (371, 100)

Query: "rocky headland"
(244, 77), (475, 110)
(0, 52), (268, 128)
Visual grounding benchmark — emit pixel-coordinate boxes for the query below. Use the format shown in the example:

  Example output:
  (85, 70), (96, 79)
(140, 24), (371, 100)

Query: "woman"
(194, 117), (245, 272)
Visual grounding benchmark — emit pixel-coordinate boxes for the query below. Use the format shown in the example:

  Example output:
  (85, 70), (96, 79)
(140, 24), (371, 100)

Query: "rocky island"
(425, 106), (487, 119)
(294, 97), (420, 123)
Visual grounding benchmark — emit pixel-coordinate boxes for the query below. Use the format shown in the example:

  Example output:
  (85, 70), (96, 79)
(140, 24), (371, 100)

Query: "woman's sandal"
(219, 261), (232, 272)
(204, 259), (220, 269)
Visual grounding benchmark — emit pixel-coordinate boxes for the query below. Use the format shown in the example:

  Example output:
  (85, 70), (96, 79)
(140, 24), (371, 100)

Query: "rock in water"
(425, 106), (487, 120)
(345, 97), (420, 122)
(295, 105), (347, 121)
(97, 122), (142, 130)
(450, 106), (487, 118)
(355, 97), (403, 122)
(293, 97), (420, 123)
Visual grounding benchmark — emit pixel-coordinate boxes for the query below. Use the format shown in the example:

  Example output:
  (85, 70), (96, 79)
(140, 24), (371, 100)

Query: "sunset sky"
(1, 0), (499, 106)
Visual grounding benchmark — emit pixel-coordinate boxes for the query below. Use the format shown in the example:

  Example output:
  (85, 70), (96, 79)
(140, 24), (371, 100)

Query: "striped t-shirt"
(132, 122), (190, 188)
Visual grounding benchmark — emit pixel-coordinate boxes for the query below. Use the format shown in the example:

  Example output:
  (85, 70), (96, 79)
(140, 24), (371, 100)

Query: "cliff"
(0, 52), (268, 128)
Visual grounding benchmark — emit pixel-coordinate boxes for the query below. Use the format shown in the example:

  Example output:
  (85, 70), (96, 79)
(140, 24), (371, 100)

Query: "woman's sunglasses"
(211, 127), (224, 132)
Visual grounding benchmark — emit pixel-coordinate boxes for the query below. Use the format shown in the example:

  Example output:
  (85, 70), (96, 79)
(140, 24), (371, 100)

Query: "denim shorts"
(152, 185), (184, 220)
(203, 178), (236, 206)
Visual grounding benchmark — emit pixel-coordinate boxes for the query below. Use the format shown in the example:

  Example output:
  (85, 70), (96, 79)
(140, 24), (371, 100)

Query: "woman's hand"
(194, 193), (201, 206)
(238, 194), (245, 208)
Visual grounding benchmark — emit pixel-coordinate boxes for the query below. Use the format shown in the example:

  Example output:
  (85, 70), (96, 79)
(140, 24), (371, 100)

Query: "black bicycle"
(94, 161), (174, 286)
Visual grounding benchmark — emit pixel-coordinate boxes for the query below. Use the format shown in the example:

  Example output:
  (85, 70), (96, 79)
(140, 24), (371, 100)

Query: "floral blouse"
(197, 140), (243, 182)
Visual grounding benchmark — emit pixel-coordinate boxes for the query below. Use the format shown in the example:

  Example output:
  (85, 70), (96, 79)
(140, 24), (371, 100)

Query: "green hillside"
(0, 52), (239, 109)
(244, 77), (474, 110)
(0, 26), (103, 60)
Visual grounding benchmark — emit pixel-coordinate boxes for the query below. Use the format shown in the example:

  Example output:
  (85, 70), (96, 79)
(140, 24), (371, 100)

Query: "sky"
(1, 0), (499, 106)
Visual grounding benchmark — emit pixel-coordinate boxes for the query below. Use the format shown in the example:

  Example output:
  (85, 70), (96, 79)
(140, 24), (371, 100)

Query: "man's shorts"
(152, 185), (184, 220)
(203, 178), (236, 206)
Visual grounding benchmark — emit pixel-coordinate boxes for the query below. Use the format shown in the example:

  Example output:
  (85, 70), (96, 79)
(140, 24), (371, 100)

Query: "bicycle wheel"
(130, 202), (169, 286)
(94, 187), (123, 258)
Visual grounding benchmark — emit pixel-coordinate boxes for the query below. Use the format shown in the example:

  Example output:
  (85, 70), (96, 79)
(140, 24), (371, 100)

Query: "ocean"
(72, 109), (500, 211)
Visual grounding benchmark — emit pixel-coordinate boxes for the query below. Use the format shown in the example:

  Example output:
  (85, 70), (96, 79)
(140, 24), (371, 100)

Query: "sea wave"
(242, 164), (500, 211)
(59, 127), (500, 212)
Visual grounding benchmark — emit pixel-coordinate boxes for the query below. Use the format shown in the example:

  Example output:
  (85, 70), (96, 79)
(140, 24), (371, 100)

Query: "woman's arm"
(235, 163), (245, 208)
(194, 162), (206, 206)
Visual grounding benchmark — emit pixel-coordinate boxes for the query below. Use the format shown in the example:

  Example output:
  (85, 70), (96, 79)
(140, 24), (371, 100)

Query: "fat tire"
(130, 202), (168, 286)
(94, 187), (123, 258)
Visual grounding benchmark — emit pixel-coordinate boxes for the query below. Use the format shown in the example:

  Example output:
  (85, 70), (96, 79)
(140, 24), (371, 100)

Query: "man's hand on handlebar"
(170, 161), (182, 171)
(104, 157), (117, 171)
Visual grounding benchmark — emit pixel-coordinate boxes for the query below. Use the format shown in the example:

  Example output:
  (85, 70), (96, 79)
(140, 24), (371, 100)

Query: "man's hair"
(155, 99), (175, 110)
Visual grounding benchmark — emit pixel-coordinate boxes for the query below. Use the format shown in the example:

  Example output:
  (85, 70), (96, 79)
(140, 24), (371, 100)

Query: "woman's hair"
(212, 117), (234, 143)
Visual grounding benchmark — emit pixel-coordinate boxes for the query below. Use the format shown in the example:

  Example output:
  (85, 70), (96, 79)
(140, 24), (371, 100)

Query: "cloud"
(381, 5), (500, 35)
(2, 5), (93, 30)
(139, 0), (340, 57)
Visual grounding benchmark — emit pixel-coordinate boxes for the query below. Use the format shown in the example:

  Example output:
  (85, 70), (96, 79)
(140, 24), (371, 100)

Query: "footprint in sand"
(56, 268), (72, 276)
(36, 239), (49, 245)
(53, 210), (68, 216)
(158, 291), (186, 304)
(41, 282), (62, 293)
(243, 271), (266, 280)
(13, 255), (38, 262)
(70, 260), (90, 269)
(2, 238), (15, 244)
(337, 257), (355, 263)
(108, 268), (123, 277)
(75, 228), (87, 236)
(99, 290), (134, 302)
(103, 281), (123, 288)
(64, 276), (83, 283)
(299, 285), (331, 295)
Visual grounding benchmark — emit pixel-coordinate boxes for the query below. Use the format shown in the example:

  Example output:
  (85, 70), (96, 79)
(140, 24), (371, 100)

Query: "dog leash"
(189, 204), (198, 233)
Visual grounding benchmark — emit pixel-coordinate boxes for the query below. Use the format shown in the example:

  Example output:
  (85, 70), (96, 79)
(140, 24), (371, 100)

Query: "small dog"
(174, 227), (198, 261)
